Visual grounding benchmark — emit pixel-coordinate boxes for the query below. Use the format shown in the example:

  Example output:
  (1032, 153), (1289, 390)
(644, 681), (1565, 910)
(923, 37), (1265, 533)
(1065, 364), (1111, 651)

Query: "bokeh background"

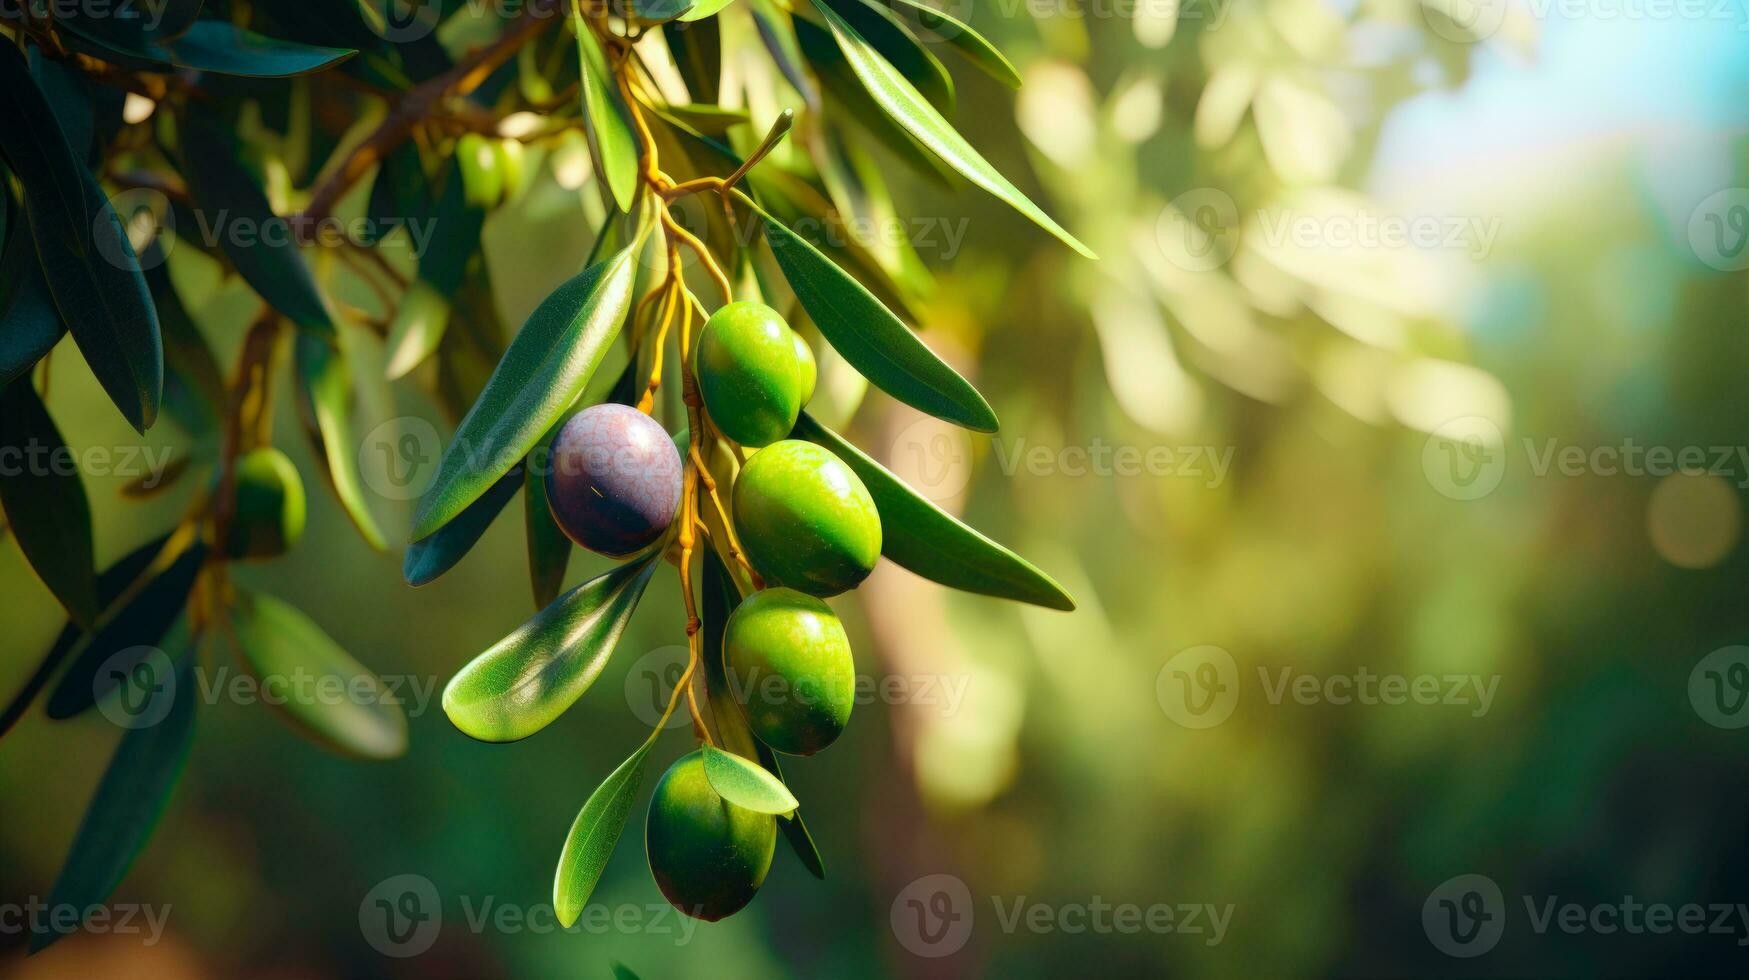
(7, 1), (1749, 976)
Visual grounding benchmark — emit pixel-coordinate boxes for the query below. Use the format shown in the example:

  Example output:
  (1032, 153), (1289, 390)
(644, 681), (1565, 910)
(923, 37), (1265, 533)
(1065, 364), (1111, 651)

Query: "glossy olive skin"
(646, 749), (776, 921)
(725, 588), (854, 755)
(457, 133), (502, 209)
(696, 302), (801, 448)
(791, 330), (817, 407)
(225, 447), (306, 560)
(545, 404), (682, 557)
(733, 440), (881, 596)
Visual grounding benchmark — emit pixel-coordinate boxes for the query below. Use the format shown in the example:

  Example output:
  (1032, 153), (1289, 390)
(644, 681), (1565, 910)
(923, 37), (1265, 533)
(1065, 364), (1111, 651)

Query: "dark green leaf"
(0, 380), (98, 626)
(794, 16), (955, 188)
(180, 112), (335, 335)
(795, 412), (1074, 609)
(0, 44), (162, 433)
(665, 15), (721, 102)
(739, 192), (996, 431)
(553, 738), (653, 928)
(656, 103), (751, 137)
(611, 963), (644, 980)
(701, 744), (799, 815)
(0, 535), (170, 739)
(756, 738), (826, 878)
(403, 464), (523, 587)
(28, 52), (96, 161)
(818, 0), (954, 116)
(525, 412), (577, 610)
(360, 141), (426, 247)
(47, 541), (208, 719)
(161, 21), (355, 77)
(882, 0), (1021, 88)
(30, 654), (196, 953)
(0, 189), (67, 388)
(296, 332), (389, 549)
(412, 247), (637, 540)
(808, 0), (1094, 258)
(576, 23), (639, 213)
(443, 554), (658, 742)
(147, 256), (225, 436)
(229, 589), (408, 759)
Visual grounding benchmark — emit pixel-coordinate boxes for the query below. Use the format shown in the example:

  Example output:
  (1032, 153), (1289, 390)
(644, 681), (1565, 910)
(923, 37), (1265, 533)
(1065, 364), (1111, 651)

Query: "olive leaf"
(412, 246), (637, 541)
(0, 380), (99, 627)
(679, 0), (736, 19)
(158, 21), (355, 77)
(385, 162), (482, 379)
(443, 553), (659, 742)
(575, 16), (639, 213)
(0, 43), (162, 433)
(701, 744), (799, 816)
(30, 653), (196, 954)
(880, 0), (1020, 88)
(525, 412), (578, 609)
(296, 332), (389, 550)
(793, 16), (954, 188)
(47, 541), (208, 719)
(666, 14), (721, 101)
(229, 589), (409, 760)
(795, 412), (1075, 610)
(403, 463), (524, 587)
(737, 191), (997, 432)
(813, 0), (954, 116)
(756, 739), (826, 877)
(611, 963), (644, 980)
(0, 535), (169, 739)
(808, 0), (1095, 259)
(149, 255), (226, 437)
(180, 112), (335, 335)
(748, 0), (820, 108)
(554, 739), (654, 928)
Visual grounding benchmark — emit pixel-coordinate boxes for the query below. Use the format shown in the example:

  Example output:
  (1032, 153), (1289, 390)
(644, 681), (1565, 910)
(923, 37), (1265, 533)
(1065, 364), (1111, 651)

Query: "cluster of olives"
(543, 301), (879, 920)
(456, 132), (527, 209)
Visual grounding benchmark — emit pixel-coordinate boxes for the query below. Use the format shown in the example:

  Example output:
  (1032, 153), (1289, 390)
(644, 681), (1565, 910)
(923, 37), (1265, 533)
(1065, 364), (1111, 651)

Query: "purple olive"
(544, 404), (682, 557)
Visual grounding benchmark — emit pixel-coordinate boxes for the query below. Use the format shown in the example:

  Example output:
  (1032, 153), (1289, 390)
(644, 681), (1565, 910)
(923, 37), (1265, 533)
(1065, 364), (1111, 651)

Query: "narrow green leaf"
(147, 256), (225, 436)
(611, 963), (644, 980)
(576, 18), (639, 213)
(159, 21), (355, 78)
(749, 0), (820, 108)
(525, 412), (577, 609)
(655, 103), (751, 137)
(443, 554), (658, 742)
(553, 739), (654, 928)
(795, 412), (1075, 610)
(738, 192), (996, 432)
(296, 332), (389, 549)
(820, 0), (954, 116)
(701, 744), (799, 815)
(229, 589), (408, 759)
(665, 14), (721, 102)
(755, 739), (826, 877)
(0, 380), (98, 627)
(793, 16), (954, 188)
(383, 278), (452, 381)
(180, 112), (335, 335)
(412, 247), (637, 540)
(403, 464), (523, 587)
(30, 655), (195, 954)
(1, 535), (169, 739)
(881, 0), (1021, 88)
(0, 43), (161, 432)
(808, 0), (1094, 258)
(679, 0), (736, 19)
(0, 199), (67, 387)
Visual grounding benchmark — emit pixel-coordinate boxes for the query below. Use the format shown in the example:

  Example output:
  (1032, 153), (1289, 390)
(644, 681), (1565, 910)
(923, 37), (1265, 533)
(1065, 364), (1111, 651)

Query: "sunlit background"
(6, 1), (1749, 976)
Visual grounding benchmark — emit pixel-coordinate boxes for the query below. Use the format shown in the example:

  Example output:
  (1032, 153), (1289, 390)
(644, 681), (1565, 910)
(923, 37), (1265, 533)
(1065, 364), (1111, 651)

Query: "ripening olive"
(225, 447), (306, 560)
(695, 302), (801, 448)
(733, 440), (881, 596)
(646, 749), (776, 921)
(545, 404), (682, 557)
(791, 330), (817, 407)
(725, 588), (854, 755)
(457, 133), (502, 209)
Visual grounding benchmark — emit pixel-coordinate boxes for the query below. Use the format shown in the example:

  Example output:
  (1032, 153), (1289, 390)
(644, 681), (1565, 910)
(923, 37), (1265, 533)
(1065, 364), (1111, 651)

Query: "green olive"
(790, 329), (817, 407)
(457, 133), (502, 209)
(733, 440), (881, 596)
(494, 138), (527, 201)
(225, 447), (306, 560)
(646, 749), (776, 921)
(695, 301), (801, 448)
(725, 588), (854, 755)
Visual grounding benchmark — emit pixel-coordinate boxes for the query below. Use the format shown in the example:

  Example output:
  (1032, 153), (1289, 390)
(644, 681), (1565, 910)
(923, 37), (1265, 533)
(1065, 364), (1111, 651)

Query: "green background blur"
(7, 2), (1749, 977)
